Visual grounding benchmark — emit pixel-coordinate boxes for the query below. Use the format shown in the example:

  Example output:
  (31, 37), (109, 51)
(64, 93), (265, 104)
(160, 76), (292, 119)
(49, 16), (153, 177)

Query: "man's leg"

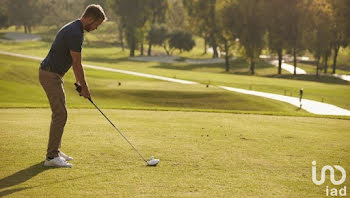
(39, 69), (67, 159)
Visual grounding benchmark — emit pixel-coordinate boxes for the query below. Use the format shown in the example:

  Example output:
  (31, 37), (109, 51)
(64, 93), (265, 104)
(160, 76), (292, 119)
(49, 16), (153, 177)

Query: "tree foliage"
(2, 0), (42, 33)
(264, 0), (290, 74)
(307, 0), (333, 77)
(0, 5), (8, 29)
(183, 0), (219, 58)
(147, 24), (168, 46)
(107, 0), (149, 56)
(223, 0), (266, 74)
(168, 31), (195, 53)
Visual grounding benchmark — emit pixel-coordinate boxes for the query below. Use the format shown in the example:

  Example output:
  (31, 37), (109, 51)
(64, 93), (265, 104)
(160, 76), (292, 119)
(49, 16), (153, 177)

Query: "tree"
(169, 31), (195, 52)
(284, 0), (309, 75)
(2, 0), (43, 33)
(163, 30), (195, 55)
(345, 1), (350, 39)
(264, 0), (290, 75)
(146, 23), (168, 53)
(0, 5), (8, 29)
(183, 0), (220, 58)
(307, 0), (333, 78)
(107, 0), (149, 56)
(216, 0), (235, 72)
(167, 0), (186, 31)
(40, 0), (85, 29)
(146, 0), (168, 56)
(223, 0), (266, 75)
(84, 0), (107, 7)
(328, 0), (349, 74)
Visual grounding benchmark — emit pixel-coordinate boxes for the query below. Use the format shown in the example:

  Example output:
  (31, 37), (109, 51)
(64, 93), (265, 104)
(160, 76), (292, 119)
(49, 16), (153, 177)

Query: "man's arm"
(70, 50), (90, 98)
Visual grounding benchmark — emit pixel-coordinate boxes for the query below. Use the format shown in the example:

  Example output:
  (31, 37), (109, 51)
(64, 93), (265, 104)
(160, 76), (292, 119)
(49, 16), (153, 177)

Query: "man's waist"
(40, 66), (65, 77)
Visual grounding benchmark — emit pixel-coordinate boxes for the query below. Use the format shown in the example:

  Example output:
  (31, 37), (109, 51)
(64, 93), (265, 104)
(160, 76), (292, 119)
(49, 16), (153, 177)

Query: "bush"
(146, 24), (168, 46)
(168, 30), (195, 52)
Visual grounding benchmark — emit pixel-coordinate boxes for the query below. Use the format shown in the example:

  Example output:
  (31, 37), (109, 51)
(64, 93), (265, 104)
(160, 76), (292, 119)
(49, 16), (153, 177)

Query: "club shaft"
(88, 98), (148, 163)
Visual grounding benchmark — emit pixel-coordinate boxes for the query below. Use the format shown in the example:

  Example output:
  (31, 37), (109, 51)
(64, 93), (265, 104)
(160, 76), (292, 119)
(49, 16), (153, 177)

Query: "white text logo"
(312, 161), (347, 197)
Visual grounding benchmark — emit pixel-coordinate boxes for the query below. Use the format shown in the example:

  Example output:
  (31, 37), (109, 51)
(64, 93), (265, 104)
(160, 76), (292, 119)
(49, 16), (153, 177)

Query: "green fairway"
(0, 54), (306, 115)
(0, 40), (349, 111)
(0, 109), (349, 197)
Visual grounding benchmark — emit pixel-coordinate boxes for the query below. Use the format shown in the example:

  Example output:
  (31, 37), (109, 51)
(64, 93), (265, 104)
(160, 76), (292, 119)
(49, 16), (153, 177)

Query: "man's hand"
(80, 84), (91, 99)
(74, 83), (91, 99)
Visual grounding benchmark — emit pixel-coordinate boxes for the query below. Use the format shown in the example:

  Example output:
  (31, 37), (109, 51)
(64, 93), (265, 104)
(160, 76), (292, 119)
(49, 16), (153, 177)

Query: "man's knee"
(52, 108), (67, 124)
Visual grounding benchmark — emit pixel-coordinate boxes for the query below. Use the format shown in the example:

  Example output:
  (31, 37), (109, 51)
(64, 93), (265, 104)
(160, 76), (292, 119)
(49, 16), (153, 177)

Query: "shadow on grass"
(151, 59), (273, 73)
(84, 40), (121, 48)
(265, 74), (350, 85)
(0, 162), (109, 197)
(92, 89), (292, 112)
(0, 161), (48, 196)
(83, 56), (129, 64)
(0, 187), (32, 197)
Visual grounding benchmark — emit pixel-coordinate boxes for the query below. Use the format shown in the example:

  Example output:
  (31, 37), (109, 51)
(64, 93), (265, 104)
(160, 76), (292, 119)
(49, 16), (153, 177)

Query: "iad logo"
(312, 161), (347, 197)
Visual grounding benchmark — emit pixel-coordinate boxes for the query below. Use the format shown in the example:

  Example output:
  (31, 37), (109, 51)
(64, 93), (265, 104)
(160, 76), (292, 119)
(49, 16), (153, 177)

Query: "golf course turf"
(0, 109), (349, 197)
(0, 26), (349, 197)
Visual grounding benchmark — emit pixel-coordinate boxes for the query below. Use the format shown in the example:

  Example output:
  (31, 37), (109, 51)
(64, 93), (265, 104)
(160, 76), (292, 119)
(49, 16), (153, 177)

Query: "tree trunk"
(204, 39), (207, 54)
(332, 46), (339, 74)
(163, 45), (170, 55)
(140, 41), (144, 56)
(130, 38), (135, 57)
(212, 44), (219, 58)
(316, 56), (320, 78)
(28, 25), (32, 34)
(250, 59), (255, 75)
(24, 25), (27, 34)
(224, 40), (229, 72)
(293, 48), (297, 75)
(119, 30), (124, 51)
(323, 53), (328, 74)
(277, 48), (282, 75)
(148, 42), (152, 56)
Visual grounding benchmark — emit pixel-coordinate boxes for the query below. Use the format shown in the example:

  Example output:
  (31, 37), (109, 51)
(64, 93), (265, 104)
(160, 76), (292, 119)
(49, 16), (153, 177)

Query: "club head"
(147, 156), (159, 166)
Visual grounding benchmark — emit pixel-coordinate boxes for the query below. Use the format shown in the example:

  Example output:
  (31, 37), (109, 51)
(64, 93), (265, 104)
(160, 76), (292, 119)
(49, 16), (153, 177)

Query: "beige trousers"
(39, 69), (67, 158)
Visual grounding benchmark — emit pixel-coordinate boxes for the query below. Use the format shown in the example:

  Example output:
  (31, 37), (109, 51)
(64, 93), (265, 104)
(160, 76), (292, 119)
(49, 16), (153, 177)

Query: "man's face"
(84, 17), (103, 32)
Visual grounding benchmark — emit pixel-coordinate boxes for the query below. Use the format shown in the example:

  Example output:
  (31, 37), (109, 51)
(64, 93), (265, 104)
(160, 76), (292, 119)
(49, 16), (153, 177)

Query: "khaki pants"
(39, 69), (67, 158)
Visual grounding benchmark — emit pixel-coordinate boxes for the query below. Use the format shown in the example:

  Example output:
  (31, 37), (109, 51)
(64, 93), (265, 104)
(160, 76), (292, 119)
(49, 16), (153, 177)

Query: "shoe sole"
(44, 162), (72, 168)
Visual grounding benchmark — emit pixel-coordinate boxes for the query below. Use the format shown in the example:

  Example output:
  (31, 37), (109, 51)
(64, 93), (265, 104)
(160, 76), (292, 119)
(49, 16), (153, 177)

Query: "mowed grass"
(0, 40), (349, 110)
(0, 109), (349, 197)
(0, 54), (304, 115)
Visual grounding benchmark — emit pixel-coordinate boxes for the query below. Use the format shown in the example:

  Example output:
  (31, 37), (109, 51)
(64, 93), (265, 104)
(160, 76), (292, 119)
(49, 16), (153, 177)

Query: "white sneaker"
(58, 151), (73, 161)
(44, 156), (73, 168)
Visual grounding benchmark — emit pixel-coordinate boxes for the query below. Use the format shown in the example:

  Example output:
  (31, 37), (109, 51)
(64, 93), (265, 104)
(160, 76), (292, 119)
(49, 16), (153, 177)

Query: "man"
(39, 4), (107, 168)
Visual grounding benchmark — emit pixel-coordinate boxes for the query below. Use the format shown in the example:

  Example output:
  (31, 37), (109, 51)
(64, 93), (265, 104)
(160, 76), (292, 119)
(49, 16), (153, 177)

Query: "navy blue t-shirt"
(40, 20), (84, 75)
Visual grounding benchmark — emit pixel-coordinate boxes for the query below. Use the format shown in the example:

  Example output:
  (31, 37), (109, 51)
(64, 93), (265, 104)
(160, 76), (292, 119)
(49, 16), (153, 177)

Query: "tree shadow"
(83, 56), (129, 64)
(0, 161), (47, 191)
(151, 58), (273, 73)
(265, 74), (350, 85)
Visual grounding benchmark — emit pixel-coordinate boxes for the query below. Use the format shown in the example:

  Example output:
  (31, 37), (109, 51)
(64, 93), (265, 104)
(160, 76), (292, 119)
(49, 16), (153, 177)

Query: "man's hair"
(82, 4), (107, 22)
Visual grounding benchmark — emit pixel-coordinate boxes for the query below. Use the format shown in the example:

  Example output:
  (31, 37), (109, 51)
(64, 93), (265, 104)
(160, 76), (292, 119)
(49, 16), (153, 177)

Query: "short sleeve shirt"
(40, 20), (84, 75)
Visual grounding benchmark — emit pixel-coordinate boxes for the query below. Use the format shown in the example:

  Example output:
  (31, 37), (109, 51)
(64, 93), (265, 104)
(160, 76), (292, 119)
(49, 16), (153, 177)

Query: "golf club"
(74, 83), (159, 166)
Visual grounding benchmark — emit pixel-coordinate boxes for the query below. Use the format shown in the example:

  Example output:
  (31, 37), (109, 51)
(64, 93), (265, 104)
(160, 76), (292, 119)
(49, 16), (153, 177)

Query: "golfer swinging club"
(39, 5), (107, 167)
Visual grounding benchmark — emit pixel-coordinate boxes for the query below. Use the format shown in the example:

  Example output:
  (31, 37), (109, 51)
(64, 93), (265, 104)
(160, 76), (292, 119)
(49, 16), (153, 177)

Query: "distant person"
(39, 5), (107, 167)
(299, 88), (303, 108)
